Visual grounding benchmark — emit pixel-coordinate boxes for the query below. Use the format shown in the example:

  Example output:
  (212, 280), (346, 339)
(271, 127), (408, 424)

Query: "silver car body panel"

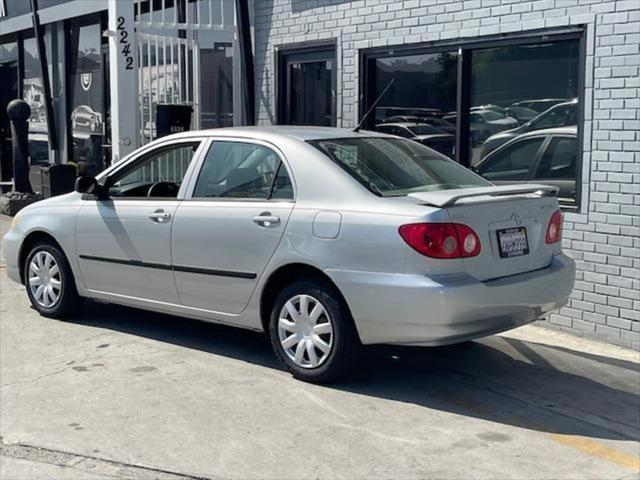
(2, 126), (575, 345)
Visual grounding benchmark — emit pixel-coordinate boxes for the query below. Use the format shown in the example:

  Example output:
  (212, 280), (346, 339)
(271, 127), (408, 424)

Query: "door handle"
(149, 209), (171, 223)
(252, 212), (280, 227)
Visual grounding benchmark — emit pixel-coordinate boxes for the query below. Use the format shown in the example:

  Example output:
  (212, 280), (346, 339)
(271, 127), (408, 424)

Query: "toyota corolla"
(2, 127), (575, 382)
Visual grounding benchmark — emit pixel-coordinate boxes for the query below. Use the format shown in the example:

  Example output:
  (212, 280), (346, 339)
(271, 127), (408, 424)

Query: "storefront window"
(369, 51), (458, 158)
(0, 38), (19, 181)
(67, 20), (105, 172)
(469, 41), (579, 166)
(361, 33), (582, 208)
(23, 35), (49, 166)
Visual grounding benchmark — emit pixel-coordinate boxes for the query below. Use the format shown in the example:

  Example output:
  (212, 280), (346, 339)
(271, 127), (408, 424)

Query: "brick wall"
(254, 0), (640, 349)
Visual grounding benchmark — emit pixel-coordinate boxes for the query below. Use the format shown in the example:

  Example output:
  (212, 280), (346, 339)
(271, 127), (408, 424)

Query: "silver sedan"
(2, 127), (575, 382)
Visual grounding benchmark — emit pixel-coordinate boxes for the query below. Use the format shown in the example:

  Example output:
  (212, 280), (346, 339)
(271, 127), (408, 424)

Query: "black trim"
(79, 254), (257, 279)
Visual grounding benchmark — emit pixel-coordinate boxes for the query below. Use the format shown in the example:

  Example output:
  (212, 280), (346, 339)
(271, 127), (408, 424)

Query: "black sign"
(156, 104), (193, 139)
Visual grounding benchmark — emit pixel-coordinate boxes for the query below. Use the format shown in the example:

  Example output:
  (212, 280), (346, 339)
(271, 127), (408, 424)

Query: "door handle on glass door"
(149, 209), (171, 223)
(252, 212), (280, 227)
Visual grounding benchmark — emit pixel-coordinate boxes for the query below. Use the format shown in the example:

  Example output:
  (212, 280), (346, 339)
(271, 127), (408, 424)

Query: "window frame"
(95, 137), (208, 201)
(359, 27), (586, 211)
(183, 137), (296, 203)
(276, 40), (337, 127)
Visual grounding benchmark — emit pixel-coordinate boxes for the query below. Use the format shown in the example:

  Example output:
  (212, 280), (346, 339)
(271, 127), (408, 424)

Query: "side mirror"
(75, 176), (108, 199)
(75, 176), (97, 194)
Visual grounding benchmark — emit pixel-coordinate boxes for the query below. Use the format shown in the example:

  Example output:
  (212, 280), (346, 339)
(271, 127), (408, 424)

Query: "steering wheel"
(147, 181), (180, 198)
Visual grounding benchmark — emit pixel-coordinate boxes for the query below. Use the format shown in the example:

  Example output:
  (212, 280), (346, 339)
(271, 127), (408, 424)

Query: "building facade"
(1, 0), (639, 348)
(253, 0), (640, 350)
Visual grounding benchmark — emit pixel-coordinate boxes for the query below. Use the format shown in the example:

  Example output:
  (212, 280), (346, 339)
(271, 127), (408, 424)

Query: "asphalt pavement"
(1, 214), (639, 479)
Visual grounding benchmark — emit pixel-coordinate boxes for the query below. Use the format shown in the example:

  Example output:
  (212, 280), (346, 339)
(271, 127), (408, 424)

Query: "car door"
(76, 139), (205, 304)
(532, 135), (577, 202)
(475, 136), (546, 184)
(172, 139), (295, 315)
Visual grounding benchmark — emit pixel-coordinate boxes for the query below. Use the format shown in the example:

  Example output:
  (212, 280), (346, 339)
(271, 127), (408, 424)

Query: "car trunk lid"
(408, 185), (560, 281)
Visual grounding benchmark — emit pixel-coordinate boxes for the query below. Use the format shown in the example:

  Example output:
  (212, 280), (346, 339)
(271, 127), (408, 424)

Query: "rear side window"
(309, 137), (488, 197)
(193, 141), (293, 200)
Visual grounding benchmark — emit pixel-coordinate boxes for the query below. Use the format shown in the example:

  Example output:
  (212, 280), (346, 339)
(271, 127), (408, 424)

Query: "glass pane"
(199, 41), (233, 128)
(271, 163), (294, 200)
(68, 22), (105, 172)
(476, 138), (544, 181)
(535, 137), (577, 179)
(469, 41), (579, 192)
(288, 58), (334, 126)
(193, 142), (280, 198)
(110, 143), (199, 197)
(309, 137), (488, 197)
(370, 51), (457, 158)
(23, 36), (49, 166)
(0, 40), (19, 181)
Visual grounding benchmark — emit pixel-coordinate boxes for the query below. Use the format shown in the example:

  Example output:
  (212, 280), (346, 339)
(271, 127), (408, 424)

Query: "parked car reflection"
(481, 99), (577, 157)
(380, 115), (457, 135)
(375, 122), (455, 157)
(473, 126), (577, 205)
(71, 105), (103, 134)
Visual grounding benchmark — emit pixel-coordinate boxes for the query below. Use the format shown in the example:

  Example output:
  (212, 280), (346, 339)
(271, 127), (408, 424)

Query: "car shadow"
(73, 300), (640, 443)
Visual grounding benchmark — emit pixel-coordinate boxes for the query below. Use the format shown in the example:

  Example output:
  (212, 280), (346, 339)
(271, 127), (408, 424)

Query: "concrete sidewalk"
(1, 214), (639, 479)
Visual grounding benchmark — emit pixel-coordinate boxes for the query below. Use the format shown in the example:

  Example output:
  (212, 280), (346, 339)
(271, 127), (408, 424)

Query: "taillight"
(398, 223), (481, 259)
(545, 210), (563, 244)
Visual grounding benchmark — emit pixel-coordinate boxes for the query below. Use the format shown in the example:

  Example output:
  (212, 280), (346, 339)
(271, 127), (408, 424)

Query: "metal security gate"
(133, 0), (237, 145)
(137, 32), (199, 144)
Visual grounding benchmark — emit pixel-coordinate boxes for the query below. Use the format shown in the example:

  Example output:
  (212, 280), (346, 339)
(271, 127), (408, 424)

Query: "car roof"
(161, 126), (386, 143)
(514, 125), (577, 138)
(376, 122), (424, 127)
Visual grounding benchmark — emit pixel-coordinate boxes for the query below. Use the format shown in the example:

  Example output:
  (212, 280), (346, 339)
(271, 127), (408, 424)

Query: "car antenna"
(353, 78), (395, 132)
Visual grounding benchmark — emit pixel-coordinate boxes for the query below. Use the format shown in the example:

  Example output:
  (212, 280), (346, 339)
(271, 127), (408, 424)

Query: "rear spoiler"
(408, 184), (559, 208)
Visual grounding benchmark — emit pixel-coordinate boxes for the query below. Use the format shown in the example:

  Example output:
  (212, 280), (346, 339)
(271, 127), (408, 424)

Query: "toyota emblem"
(512, 214), (522, 226)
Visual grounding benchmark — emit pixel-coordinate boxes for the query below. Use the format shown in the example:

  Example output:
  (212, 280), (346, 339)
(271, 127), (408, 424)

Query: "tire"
(23, 241), (83, 319)
(268, 279), (361, 383)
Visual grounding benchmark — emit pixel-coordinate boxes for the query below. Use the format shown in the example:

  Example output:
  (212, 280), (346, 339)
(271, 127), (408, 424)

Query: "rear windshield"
(309, 137), (489, 197)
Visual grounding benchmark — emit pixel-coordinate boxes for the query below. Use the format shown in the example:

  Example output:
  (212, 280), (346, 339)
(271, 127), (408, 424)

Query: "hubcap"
(277, 294), (334, 369)
(28, 251), (62, 308)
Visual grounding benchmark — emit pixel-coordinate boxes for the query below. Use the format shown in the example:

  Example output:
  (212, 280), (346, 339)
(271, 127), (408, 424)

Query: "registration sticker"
(497, 227), (529, 258)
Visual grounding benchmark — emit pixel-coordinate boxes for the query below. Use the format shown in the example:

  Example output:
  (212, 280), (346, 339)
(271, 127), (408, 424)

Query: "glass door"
(278, 45), (336, 126)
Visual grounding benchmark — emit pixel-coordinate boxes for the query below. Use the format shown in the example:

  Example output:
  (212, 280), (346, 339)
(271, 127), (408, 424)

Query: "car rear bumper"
(2, 228), (22, 284)
(326, 254), (575, 346)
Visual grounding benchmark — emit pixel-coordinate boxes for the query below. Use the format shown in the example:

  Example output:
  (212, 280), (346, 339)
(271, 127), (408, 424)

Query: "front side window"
(477, 138), (544, 180)
(193, 141), (293, 200)
(535, 137), (576, 179)
(109, 142), (200, 198)
(309, 137), (488, 197)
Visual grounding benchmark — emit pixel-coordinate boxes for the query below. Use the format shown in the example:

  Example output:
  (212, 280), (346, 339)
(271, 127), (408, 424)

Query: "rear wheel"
(268, 279), (361, 383)
(23, 242), (83, 319)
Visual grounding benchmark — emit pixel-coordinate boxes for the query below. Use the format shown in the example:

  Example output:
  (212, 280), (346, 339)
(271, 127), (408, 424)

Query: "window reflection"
(470, 41), (579, 166)
(68, 21), (105, 173)
(370, 51), (458, 158)
(0, 40), (18, 181)
(23, 36), (49, 166)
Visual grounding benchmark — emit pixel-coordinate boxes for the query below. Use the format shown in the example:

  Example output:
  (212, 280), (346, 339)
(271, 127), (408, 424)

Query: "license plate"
(497, 227), (529, 258)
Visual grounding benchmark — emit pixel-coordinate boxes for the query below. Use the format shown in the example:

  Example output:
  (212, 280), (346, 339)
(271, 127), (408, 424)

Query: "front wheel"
(24, 242), (83, 319)
(268, 279), (361, 383)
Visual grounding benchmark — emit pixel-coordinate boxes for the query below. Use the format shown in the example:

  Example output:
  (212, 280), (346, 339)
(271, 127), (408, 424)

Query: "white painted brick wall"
(254, 0), (640, 350)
